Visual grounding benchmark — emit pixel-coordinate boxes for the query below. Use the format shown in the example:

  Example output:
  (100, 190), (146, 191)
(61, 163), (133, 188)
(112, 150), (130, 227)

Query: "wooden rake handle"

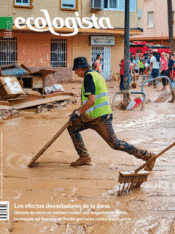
(135, 142), (175, 173)
(27, 120), (70, 168)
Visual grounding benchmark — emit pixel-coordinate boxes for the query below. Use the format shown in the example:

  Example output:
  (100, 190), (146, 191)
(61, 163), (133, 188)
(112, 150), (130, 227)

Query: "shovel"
(28, 121), (70, 167)
(154, 79), (175, 103)
(154, 91), (172, 103)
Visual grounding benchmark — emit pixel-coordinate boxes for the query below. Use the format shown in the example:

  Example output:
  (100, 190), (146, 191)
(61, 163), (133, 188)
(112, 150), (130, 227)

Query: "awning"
(12, 25), (143, 36)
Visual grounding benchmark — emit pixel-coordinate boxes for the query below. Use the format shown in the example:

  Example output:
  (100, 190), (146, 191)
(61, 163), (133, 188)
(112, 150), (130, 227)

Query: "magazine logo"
(14, 9), (114, 36)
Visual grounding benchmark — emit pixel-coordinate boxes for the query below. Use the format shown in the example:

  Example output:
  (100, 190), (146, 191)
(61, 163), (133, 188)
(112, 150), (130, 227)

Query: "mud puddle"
(0, 82), (175, 233)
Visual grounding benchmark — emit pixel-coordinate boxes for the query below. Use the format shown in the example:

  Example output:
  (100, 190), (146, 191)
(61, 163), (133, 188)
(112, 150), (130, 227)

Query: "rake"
(118, 142), (175, 195)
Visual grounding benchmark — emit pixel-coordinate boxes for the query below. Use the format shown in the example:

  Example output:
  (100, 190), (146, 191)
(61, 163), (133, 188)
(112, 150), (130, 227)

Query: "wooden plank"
(0, 100), (11, 105)
(11, 94), (74, 110)
(7, 92), (75, 104)
(0, 92), (75, 110)
(0, 105), (11, 110)
(42, 92), (75, 98)
(20, 64), (32, 73)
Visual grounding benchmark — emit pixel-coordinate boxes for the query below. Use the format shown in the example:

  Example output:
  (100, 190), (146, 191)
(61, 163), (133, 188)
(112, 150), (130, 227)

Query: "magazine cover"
(0, 0), (175, 233)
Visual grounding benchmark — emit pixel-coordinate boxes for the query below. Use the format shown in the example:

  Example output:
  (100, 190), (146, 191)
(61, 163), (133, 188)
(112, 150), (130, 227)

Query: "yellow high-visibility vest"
(81, 71), (112, 121)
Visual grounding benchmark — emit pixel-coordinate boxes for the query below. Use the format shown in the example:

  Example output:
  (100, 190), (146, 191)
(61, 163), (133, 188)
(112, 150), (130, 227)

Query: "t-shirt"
(120, 59), (124, 75)
(161, 57), (168, 71)
(146, 59), (150, 64)
(144, 54), (148, 60)
(132, 58), (139, 70)
(83, 70), (95, 97)
(150, 56), (159, 69)
(95, 60), (102, 73)
(130, 57), (133, 62)
(145, 62), (150, 68)
(168, 59), (174, 70)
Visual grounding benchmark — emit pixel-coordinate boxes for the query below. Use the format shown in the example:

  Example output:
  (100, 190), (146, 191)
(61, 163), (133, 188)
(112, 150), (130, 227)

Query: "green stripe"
(0, 17), (13, 29)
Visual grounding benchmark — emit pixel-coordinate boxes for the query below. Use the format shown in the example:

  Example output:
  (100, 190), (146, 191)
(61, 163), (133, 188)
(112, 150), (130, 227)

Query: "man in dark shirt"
(68, 57), (156, 170)
(168, 54), (175, 80)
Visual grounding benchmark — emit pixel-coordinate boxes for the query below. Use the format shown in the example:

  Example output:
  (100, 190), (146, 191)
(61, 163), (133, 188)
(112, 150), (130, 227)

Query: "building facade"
(131, 0), (175, 50)
(0, 0), (143, 82)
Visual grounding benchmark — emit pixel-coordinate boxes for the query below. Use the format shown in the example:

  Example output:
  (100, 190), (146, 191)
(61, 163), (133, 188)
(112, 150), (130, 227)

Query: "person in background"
(144, 51), (149, 61)
(119, 59), (132, 90)
(132, 54), (139, 74)
(168, 54), (174, 82)
(119, 59), (124, 90)
(138, 58), (145, 75)
(94, 54), (102, 74)
(130, 53), (134, 63)
(150, 51), (160, 88)
(160, 52), (169, 91)
(173, 53), (175, 80)
(144, 60), (151, 80)
(145, 53), (151, 65)
(138, 53), (143, 59)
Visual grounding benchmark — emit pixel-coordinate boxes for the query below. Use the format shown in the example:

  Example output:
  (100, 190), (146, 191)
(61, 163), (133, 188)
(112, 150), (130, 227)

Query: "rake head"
(118, 171), (150, 195)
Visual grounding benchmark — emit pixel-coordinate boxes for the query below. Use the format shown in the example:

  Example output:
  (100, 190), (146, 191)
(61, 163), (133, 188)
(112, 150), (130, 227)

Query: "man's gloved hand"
(69, 109), (80, 126)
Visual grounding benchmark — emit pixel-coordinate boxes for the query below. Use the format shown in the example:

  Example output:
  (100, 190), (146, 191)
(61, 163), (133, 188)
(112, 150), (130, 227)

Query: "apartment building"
(131, 0), (175, 50)
(0, 0), (143, 81)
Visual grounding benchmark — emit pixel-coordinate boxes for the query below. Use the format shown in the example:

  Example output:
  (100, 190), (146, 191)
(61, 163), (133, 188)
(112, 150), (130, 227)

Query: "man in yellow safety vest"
(68, 57), (156, 169)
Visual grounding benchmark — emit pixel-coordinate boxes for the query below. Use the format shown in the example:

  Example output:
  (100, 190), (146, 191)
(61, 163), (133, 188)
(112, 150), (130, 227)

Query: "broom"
(118, 142), (175, 195)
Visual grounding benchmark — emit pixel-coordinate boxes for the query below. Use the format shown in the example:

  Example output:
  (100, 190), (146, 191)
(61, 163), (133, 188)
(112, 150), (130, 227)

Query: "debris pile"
(0, 109), (20, 120)
(0, 64), (76, 112)
(36, 99), (77, 113)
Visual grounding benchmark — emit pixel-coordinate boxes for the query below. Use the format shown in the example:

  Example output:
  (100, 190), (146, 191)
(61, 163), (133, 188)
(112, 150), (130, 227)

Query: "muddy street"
(0, 82), (175, 234)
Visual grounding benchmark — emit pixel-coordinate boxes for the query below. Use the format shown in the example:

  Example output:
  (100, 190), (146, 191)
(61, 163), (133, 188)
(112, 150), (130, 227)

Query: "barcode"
(0, 201), (9, 221)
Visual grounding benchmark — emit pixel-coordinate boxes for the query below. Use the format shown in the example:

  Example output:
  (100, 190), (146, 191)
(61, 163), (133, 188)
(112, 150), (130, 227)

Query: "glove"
(69, 109), (80, 126)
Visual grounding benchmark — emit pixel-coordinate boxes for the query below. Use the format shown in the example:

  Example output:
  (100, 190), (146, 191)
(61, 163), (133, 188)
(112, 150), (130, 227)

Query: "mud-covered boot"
(144, 153), (156, 171)
(70, 156), (92, 166)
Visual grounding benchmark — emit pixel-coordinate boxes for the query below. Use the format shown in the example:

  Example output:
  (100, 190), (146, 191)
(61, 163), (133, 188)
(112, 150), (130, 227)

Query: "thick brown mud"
(0, 81), (175, 234)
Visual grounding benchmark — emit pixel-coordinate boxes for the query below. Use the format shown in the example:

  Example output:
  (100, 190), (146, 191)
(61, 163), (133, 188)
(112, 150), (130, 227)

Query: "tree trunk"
(120, 0), (131, 110)
(167, 0), (174, 52)
(124, 0), (130, 91)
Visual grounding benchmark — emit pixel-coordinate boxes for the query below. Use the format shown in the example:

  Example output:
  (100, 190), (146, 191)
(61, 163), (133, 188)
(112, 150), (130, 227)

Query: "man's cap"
(73, 57), (90, 70)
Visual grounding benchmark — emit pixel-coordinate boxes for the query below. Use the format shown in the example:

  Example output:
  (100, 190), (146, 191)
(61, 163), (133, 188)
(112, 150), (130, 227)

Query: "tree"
(167, 0), (174, 52)
(124, 0), (130, 91)
(118, 0), (131, 110)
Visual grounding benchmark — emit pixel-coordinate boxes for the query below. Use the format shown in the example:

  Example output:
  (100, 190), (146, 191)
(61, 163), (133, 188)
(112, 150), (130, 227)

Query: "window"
(91, 0), (103, 10)
(104, 0), (137, 11)
(147, 11), (154, 28)
(61, 0), (78, 11)
(0, 38), (17, 66)
(14, 0), (33, 8)
(104, 0), (119, 10)
(109, 0), (117, 9)
(51, 39), (67, 67)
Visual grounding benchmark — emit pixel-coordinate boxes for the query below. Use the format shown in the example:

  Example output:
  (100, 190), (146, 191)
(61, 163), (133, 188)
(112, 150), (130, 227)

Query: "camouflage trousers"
(67, 114), (152, 161)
